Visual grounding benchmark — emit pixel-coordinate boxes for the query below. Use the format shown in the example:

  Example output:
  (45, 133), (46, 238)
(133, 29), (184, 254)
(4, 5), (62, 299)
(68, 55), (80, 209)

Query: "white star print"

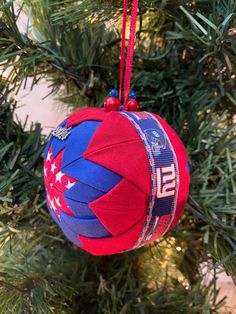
(55, 171), (64, 183)
(44, 166), (47, 177)
(55, 196), (61, 207)
(48, 196), (56, 211)
(51, 162), (57, 173)
(52, 199), (57, 211)
(65, 179), (75, 189)
(47, 152), (52, 161)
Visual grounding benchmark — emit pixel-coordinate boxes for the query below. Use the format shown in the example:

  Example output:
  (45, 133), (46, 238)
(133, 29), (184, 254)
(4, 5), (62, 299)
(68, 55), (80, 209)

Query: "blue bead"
(129, 91), (137, 99)
(109, 89), (118, 98)
(119, 105), (124, 111)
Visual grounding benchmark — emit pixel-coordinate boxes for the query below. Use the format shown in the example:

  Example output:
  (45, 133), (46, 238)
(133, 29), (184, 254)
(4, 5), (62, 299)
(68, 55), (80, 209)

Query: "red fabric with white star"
(44, 146), (77, 218)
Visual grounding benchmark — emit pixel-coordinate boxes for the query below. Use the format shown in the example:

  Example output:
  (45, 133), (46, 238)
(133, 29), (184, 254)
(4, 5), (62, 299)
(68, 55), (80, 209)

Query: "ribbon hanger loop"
(119, 0), (139, 105)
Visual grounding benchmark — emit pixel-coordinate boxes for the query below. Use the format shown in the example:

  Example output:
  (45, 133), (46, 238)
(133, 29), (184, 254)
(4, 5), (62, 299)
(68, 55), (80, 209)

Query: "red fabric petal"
(85, 111), (140, 148)
(79, 217), (145, 255)
(66, 108), (108, 127)
(84, 112), (151, 195)
(89, 178), (148, 235)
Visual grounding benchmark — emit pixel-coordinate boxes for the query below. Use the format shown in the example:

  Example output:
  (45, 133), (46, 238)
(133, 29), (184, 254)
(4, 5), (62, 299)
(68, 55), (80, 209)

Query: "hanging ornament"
(43, 0), (190, 255)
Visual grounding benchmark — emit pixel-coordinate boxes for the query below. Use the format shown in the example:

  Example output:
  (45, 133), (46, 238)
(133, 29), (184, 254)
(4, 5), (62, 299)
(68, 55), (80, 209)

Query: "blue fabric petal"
(50, 119), (69, 157)
(63, 181), (104, 203)
(59, 214), (82, 246)
(61, 121), (101, 169)
(48, 205), (60, 224)
(43, 136), (52, 159)
(60, 211), (110, 238)
(63, 158), (121, 193)
(51, 138), (66, 157)
(64, 197), (96, 218)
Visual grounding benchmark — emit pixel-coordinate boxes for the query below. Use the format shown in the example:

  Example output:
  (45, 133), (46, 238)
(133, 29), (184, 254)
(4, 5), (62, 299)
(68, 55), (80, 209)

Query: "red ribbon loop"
(119, 0), (139, 104)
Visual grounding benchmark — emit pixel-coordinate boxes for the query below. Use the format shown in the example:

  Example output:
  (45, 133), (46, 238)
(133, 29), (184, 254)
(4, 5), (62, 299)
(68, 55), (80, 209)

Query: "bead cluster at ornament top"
(104, 89), (140, 112)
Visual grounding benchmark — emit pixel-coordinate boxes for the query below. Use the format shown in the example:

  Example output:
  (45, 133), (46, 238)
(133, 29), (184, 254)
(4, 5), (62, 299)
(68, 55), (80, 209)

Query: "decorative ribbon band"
(120, 111), (180, 248)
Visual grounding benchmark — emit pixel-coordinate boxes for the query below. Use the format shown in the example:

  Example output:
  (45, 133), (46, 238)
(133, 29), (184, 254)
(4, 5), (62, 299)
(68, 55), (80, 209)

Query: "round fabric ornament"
(44, 0), (190, 255)
(43, 107), (190, 255)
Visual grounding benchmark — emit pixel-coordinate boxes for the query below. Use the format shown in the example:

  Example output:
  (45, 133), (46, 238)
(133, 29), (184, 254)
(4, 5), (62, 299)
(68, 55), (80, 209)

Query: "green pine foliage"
(0, 0), (236, 313)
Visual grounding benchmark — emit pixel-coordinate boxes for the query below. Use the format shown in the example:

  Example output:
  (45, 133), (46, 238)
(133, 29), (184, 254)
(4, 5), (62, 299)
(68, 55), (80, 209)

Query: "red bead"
(125, 99), (140, 112)
(104, 97), (120, 112)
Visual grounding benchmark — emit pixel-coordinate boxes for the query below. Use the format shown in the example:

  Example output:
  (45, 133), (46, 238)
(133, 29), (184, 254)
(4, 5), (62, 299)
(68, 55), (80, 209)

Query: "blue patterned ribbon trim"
(120, 112), (180, 248)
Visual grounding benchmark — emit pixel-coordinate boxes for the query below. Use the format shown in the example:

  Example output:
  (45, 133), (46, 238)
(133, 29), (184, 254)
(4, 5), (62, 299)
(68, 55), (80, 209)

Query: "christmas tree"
(0, 0), (235, 313)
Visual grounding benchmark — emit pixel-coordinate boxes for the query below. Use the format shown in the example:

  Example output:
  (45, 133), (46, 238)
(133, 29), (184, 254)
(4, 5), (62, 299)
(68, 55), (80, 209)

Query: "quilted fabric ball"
(43, 108), (190, 255)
